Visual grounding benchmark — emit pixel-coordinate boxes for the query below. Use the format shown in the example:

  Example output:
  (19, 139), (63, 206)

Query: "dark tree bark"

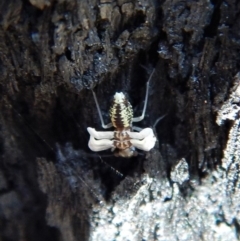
(0, 0), (240, 240)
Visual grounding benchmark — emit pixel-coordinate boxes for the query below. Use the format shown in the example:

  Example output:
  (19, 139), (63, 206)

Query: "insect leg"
(130, 129), (156, 151)
(128, 128), (155, 140)
(132, 68), (155, 122)
(91, 90), (113, 129)
(87, 127), (114, 139)
(88, 135), (114, 152)
(132, 126), (142, 132)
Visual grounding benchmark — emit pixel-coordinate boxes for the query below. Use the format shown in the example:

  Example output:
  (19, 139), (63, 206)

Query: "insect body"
(87, 69), (157, 158)
(109, 92), (133, 129)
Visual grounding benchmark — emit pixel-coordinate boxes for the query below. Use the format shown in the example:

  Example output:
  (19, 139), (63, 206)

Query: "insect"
(87, 68), (157, 158)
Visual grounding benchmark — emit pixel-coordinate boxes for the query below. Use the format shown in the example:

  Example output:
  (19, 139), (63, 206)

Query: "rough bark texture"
(0, 0), (240, 240)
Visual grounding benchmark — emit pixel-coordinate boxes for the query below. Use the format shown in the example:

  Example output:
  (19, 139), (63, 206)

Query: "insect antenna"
(9, 100), (108, 203)
(54, 142), (111, 204)
(91, 89), (113, 129)
(98, 155), (124, 178)
(10, 104), (55, 153)
(132, 68), (155, 122)
(153, 114), (168, 130)
(77, 174), (104, 204)
(139, 64), (150, 71)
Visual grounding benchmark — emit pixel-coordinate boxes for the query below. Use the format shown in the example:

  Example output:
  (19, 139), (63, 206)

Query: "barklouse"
(87, 69), (157, 158)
